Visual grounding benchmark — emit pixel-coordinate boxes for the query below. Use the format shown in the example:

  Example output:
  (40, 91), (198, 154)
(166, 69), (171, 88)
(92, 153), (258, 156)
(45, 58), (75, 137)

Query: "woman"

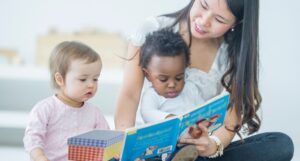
(115, 0), (294, 160)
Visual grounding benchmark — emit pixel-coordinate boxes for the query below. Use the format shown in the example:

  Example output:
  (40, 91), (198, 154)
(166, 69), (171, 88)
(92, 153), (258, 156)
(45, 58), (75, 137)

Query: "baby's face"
(145, 54), (186, 98)
(61, 59), (101, 103)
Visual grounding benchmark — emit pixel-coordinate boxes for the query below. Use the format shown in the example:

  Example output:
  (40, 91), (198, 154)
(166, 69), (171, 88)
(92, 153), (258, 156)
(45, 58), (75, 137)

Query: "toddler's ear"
(142, 68), (150, 80)
(54, 72), (64, 87)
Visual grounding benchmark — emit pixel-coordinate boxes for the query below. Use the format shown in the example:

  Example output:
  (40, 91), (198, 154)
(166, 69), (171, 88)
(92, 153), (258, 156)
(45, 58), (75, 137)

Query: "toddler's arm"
(140, 89), (170, 123)
(95, 107), (110, 129)
(23, 102), (49, 160)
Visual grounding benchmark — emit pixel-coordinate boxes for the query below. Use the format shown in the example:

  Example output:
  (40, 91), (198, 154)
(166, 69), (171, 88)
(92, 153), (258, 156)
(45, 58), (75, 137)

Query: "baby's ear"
(54, 72), (64, 87)
(142, 68), (150, 80)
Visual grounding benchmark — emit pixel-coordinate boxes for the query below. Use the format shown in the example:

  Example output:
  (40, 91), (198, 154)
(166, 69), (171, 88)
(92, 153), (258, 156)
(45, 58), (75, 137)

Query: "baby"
(138, 29), (204, 124)
(23, 41), (109, 161)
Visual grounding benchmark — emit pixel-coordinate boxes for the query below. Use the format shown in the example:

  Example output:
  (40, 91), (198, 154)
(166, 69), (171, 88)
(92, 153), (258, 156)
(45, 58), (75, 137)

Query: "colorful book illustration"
(68, 130), (124, 161)
(120, 91), (230, 161)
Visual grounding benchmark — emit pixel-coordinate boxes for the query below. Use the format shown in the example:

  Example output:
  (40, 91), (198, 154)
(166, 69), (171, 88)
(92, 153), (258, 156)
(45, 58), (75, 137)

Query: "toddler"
(138, 29), (202, 161)
(139, 29), (204, 124)
(23, 41), (109, 161)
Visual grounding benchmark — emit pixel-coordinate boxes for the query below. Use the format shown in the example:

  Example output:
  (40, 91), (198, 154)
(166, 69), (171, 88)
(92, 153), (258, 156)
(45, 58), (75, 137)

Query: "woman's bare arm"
(200, 107), (239, 156)
(114, 43), (145, 130)
(212, 106), (239, 148)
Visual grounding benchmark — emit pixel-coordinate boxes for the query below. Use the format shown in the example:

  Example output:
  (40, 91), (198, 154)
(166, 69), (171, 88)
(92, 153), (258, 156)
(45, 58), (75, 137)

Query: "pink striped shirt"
(23, 95), (109, 161)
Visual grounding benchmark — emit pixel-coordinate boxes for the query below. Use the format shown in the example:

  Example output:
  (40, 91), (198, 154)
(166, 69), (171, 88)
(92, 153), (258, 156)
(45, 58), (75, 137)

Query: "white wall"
(0, 0), (189, 64)
(259, 0), (300, 159)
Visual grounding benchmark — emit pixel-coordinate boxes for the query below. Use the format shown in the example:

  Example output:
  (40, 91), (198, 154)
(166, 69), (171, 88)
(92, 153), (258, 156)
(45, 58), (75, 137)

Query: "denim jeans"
(195, 132), (294, 161)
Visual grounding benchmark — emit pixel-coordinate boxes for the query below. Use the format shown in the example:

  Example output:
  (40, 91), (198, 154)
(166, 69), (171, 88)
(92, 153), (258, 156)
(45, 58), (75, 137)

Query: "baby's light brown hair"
(49, 41), (101, 89)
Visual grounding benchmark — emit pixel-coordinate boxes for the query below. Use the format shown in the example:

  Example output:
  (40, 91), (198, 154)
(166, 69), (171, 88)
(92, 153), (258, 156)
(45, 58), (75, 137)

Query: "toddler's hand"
(188, 125), (202, 138)
(34, 155), (49, 161)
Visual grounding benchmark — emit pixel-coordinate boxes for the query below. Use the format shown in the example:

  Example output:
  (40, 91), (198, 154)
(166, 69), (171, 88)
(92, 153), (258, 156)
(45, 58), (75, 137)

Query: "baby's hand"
(30, 148), (49, 161)
(34, 155), (49, 161)
(188, 125), (202, 138)
(179, 124), (215, 156)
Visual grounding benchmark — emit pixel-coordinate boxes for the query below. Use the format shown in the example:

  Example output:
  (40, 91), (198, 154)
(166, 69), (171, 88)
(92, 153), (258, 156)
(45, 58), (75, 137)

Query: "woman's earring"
(231, 28), (235, 32)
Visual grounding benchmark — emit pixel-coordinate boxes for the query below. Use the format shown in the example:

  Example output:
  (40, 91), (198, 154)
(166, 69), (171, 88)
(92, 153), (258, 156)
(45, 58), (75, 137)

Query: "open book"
(67, 91), (229, 161)
(120, 91), (230, 160)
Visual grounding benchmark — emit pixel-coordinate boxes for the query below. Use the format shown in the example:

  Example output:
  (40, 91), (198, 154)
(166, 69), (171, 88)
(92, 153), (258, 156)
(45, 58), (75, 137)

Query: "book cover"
(120, 91), (230, 161)
(121, 117), (180, 160)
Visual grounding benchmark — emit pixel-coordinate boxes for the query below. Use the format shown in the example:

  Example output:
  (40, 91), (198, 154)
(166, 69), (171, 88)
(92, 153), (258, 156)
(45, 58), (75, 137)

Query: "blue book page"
(179, 92), (230, 137)
(120, 117), (180, 161)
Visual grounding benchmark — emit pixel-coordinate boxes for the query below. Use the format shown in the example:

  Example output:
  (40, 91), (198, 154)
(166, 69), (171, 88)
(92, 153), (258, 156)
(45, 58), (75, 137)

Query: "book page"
(179, 92), (230, 137)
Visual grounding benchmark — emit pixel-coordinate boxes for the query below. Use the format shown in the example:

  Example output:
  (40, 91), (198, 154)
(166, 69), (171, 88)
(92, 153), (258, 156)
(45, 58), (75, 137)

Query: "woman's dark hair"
(162, 1), (194, 48)
(163, 0), (261, 135)
(139, 29), (190, 69)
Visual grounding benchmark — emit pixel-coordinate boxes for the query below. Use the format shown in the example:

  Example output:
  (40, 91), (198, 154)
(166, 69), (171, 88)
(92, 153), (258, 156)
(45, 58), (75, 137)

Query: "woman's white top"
(129, 16), (229, 126)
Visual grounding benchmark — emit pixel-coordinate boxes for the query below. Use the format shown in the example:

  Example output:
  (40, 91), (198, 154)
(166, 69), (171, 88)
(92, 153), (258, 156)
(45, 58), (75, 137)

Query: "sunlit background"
(0, 0), (299, 160)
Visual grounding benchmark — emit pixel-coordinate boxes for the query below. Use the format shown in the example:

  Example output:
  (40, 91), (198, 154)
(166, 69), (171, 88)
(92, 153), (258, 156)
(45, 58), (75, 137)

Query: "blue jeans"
(195, 132), (294, 161)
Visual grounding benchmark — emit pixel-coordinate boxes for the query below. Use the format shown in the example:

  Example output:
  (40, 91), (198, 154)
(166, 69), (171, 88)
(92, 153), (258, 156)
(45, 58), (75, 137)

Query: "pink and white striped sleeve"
(23, 101), (50, 153)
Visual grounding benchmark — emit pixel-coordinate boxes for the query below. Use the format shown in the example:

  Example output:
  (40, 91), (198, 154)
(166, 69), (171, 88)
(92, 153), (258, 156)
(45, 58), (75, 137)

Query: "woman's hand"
(178, 124), (218, 157)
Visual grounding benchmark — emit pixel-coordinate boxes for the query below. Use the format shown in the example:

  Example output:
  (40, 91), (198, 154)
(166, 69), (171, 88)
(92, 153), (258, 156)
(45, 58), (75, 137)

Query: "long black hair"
(163, 0), (261, 135)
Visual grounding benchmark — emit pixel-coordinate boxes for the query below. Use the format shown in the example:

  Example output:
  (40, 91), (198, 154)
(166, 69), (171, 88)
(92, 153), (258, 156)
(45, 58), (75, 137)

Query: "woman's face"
(189, 0), (236, 39)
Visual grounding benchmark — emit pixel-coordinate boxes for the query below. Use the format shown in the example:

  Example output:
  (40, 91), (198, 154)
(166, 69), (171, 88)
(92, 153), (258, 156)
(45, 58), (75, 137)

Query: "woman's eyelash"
(200, 1), (207, 9)
(215, 18), (225, 23)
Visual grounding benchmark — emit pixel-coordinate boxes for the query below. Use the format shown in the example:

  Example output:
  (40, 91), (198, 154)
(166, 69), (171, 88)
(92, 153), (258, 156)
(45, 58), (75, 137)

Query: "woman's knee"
(271, 132), (294, 160)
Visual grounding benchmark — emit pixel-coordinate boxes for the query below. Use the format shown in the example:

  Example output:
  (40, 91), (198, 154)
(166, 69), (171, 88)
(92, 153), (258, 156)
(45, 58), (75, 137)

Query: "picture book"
(67, 91), (230, 161)
(120, 91), (230, 161)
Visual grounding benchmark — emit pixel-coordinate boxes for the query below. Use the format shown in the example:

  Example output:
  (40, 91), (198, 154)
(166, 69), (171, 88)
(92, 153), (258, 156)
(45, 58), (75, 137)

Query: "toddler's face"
(61, 59), (101, 103)
(144, 54), (186, 98)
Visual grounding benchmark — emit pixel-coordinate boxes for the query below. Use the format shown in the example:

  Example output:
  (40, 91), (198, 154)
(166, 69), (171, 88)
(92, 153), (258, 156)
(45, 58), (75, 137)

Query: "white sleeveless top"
(129, 16), (229, 126)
